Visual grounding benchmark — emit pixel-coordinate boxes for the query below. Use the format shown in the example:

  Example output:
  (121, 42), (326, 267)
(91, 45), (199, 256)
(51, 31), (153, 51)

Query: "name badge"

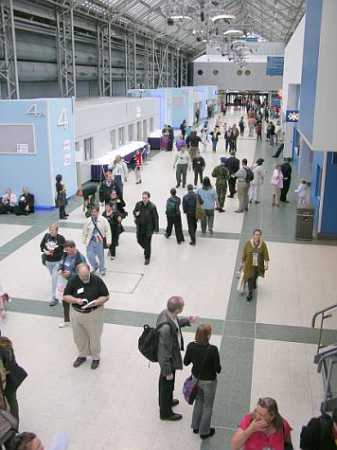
(252, 252), (258, 267)
(77, 288), (84, 294)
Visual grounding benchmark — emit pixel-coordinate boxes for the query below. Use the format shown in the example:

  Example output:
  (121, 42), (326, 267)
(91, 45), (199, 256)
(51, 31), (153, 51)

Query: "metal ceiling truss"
(97, 20), (113, 96)
(56, 0), (76, 97)
(0, 0), (19, 98)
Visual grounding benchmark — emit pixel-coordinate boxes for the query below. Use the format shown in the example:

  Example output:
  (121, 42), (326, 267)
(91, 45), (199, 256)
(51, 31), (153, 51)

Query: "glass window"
(149, 117), (154, 132)
(197, 69), (203, 76)
(128, 124), (134, 142)
(142, 120), (147, 141)
(110, 130), (116, 149)
(118, 127), (125, 146)
(84, 137), (94, 161)
(137, 121), (142, 140)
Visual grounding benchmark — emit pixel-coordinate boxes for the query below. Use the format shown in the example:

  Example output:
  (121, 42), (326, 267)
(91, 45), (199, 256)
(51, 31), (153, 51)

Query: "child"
(295, 180), (310, 208)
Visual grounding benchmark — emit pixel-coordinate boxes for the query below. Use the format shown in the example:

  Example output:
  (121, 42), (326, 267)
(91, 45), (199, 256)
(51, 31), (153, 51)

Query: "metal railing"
(312, 302), (337, 354)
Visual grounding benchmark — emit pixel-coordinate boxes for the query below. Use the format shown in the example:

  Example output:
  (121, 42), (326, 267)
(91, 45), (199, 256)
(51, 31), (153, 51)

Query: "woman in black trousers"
(55, 174), (68, 220)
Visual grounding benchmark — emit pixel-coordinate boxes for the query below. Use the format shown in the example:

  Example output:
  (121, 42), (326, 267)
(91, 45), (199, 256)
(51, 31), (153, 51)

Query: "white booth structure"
(75, 96), (160, 184)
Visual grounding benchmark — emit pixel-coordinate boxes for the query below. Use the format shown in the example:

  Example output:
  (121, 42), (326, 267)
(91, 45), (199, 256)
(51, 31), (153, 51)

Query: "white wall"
(206, 41), (285, 56)
(282, 16), (305, 111)
(75, 97), (160, 160)
(281, 15), (305, 157)
(194, 61), (282, 91)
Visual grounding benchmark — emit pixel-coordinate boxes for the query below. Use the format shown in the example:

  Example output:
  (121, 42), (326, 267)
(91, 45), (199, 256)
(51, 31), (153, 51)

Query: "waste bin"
(295, 208), (314, 240)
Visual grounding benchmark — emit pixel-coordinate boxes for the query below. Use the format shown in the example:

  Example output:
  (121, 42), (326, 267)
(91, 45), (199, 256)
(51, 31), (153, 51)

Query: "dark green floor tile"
(223, 320), (255, 339)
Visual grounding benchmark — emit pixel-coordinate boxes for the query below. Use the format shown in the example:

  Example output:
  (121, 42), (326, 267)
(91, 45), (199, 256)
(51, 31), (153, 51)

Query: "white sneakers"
(59, 322), (71, 329)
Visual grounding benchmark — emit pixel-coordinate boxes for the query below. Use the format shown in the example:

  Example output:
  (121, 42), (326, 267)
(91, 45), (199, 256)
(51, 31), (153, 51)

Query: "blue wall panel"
(321, 152), (337, 235)
(298, 0), (322, 145)
(0, 99), (52, 207)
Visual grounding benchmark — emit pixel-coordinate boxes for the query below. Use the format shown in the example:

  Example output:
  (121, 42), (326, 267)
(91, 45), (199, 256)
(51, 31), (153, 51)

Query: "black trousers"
(59, 205), (66, 219)
(228, 177), (236, 196)
(109, 243), (117, 257)
(247, 268), (258, 295)
(193, 168), (203, 186)
(280, 179), (291, 201)
(166, 215), (184, 243)
(159, 371), (176, 418)
(137, 228), (152, 260)
(63, 301), (70, 322)
(186, 213), (197, 244)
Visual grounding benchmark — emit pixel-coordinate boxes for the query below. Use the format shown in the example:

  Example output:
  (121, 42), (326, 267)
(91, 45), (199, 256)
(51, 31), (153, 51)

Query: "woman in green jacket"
(241, 229), (269, 302)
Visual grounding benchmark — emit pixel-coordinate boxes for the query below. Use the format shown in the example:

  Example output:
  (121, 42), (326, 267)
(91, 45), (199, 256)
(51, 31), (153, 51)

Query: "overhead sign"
(286, 110), (300, 122)
(266, 56), (284, 76)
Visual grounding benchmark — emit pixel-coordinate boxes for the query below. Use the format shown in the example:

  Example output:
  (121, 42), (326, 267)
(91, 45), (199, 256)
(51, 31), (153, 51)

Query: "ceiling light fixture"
(211, 14), (235, 22)
(224, 29), (244, 36)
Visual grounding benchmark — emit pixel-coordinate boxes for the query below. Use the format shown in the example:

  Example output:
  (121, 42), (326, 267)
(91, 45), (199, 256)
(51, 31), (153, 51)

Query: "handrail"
(312, 303), (337, 328)
(312, 302), (337, 354)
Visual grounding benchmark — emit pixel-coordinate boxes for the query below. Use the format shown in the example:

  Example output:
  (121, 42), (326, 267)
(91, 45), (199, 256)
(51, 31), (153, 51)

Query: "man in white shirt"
(83, 206), (111, 276)
(173, 146), (190, 188)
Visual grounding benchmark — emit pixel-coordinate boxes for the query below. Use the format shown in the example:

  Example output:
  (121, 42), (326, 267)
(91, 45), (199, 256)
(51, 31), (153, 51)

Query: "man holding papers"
(63, 263), (109, 370)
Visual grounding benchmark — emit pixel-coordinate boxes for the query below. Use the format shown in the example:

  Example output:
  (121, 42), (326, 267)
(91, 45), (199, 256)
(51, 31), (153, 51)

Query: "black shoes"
(73, 357), (86, 368)
(144, 259), (150, 265)
(200, 428), (216, 439)
(218, 208), (225, 213)
(193, 429), (199, 434)
(160, 413), (183, 421)
(246, 293), (253, 302)
(172, 399), (179, 407)
(91, 360), (100, 370)
(189, 242), (196, 246)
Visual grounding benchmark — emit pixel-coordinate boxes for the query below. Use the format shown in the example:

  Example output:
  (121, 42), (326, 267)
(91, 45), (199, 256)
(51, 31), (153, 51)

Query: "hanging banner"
(266, 57), (284, 76)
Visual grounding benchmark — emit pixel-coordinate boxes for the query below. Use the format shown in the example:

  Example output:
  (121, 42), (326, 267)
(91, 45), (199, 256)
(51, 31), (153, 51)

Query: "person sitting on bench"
(0, 188), (17, 213)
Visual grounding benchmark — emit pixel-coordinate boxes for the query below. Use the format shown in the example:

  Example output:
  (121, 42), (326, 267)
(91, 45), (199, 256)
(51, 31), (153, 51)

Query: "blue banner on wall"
(266, 57), (284, 76)
(286, 110), (300, 122)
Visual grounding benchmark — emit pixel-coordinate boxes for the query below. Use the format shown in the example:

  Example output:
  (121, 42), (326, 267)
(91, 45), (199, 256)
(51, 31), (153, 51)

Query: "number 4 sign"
(58, 108), (69, 129)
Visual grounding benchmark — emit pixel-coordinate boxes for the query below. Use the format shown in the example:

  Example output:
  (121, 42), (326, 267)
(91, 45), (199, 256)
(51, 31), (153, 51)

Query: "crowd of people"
(0, 103), (322, 450)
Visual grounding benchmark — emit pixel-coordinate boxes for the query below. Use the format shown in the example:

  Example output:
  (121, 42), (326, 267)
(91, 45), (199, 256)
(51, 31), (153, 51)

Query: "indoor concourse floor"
(0, 109), (337, 450)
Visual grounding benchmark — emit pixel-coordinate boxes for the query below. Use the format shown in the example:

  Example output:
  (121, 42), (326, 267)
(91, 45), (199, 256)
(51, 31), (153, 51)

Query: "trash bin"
(295, 208), (314, 240)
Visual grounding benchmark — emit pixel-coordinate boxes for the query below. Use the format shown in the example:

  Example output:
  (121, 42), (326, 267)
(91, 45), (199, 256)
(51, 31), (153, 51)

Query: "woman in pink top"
(270, 165), (284, 207)
(231, 397), (292, 450)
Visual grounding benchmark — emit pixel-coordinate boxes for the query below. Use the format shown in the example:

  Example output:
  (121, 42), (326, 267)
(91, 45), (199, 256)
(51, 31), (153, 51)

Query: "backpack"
(244, 167), (254, 183)
(138, 322), (172, 362)
(166, 198), (178, 217)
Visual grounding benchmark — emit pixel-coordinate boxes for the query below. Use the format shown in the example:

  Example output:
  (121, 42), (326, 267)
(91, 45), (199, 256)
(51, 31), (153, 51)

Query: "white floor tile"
(0, 224), (31, 247)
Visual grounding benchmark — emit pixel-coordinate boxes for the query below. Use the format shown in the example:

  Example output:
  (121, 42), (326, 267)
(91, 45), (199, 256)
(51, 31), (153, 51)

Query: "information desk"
(147, 129), (162, 150)
(91, 141), (148, 181)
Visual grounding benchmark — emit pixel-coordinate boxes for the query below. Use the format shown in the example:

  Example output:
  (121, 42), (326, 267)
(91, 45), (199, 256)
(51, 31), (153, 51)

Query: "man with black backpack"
(156, 296), (197, 421)
(300, 409), (337, 450)
(165, 188), (184, 244)
(233, 159), (254, 213)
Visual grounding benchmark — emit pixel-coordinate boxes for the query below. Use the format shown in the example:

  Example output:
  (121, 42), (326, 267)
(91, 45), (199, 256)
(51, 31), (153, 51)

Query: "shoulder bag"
(195, 195), (205, 221)
(91, 219), (108, 249)
(183, 345), (210, 405)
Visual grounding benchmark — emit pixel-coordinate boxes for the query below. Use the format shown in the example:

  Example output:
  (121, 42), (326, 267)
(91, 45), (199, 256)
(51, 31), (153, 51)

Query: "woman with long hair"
(232, 397), (292, 450)
(184, 324), (221, 440)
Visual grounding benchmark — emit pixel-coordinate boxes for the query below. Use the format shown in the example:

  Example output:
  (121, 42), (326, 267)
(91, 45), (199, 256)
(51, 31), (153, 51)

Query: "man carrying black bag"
(156, 296), (197, 421)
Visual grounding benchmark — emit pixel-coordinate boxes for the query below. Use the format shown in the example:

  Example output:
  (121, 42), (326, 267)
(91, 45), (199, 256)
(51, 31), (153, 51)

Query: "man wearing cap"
(212, 157), (230, 213)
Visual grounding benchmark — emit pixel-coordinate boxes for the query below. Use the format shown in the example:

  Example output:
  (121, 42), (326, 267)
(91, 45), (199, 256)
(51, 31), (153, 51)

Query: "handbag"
(195, 195), (205, 221)
(41, 254), (47, 266)
(183, 346), (210, 405)
(91, 218), (108, 249)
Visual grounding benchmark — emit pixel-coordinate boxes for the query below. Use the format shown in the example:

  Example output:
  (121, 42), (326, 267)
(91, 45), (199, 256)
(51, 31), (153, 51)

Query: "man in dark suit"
(133, 191), (159, 265)
(280, 158), (292, 203)
(226, 151), (240, 198)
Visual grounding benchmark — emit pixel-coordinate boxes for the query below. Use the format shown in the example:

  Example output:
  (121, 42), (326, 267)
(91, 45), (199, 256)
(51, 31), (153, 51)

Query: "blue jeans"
(45, 260), (60, 300)
(87, 239), (105, 274)
(191, 377), (217, 435)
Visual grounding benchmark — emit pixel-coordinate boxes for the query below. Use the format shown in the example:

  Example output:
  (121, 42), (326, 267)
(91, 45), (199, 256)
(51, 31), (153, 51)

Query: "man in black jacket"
(133, 191), (159, 265)
(280, 158), (292, 203)
(300, 409), (337, 450)
(182, 185), (202, 246)
(226, 151), (240, 198)
(99, 171), (121, 204)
